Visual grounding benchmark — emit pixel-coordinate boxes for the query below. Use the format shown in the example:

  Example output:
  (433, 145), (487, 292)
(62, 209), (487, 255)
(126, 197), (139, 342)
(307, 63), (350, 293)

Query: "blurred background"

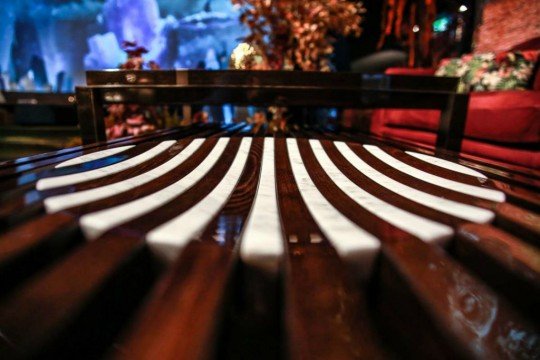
(0, 0), (538, 167)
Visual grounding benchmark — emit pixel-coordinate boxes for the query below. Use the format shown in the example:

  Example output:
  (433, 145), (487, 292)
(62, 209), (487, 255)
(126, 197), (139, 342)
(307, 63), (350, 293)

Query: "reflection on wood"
(0, 125), (538, 359)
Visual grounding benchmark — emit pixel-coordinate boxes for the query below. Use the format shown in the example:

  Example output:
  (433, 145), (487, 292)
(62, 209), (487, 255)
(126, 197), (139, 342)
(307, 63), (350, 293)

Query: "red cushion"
(373, 127), (540, 170)
(371, 90), (540, 144)
(384, 67), (436, 76)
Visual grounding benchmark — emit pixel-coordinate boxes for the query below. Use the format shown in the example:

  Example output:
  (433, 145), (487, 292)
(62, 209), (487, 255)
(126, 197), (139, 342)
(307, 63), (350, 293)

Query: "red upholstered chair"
(370, 43), (540, 171)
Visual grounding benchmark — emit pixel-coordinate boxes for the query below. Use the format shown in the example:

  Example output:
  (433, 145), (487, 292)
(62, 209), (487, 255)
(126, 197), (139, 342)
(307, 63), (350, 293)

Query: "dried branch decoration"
(377, 0), (436, 67)
(232, 0), (365, 71)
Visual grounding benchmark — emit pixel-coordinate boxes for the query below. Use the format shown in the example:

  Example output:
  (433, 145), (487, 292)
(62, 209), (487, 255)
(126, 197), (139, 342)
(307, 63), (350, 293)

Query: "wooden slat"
(0, 138), (244, 358)
(0, 129), (538, 359)
(350, 144), (497, 208)
(0, 233), (152, 359)
(84, 138), (242, 240)
(455, 223), (540, 322)
(494, 203), (540, 247)
(376, 236), (540, 359)
(347, 143), (540, 238)
(338, 130), (540, 190)
(0, 125), (240, 230)
(0, 125), (202, 179)
(294, 138), (540, 358)
(387, 147), (540, 212)
(0, 141), (149, 194)
(274, 137), (389, 359)
(319, 140), (465, 229)
(116, 138), (264, 360)
(0, 213), (80, 294)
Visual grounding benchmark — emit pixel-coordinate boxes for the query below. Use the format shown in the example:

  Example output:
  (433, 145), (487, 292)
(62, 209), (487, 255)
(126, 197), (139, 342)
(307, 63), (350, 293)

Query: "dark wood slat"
(115, 241), (233, 360)
(0, 140), (188, 230)
(115, 138), (263, 360)
(0, 125), (242, 230)
(0, 233), (154, 359)
(384, 146), (495, 186)
(295, 138), (540, 358)
(84, 138), (241, 235)
(337, 130), (540, 190)
(274, 137), (389, 360)
(0, 124), (204, 178)
(492, 182), (540, 213)
(494, 203), (540, 247)
(319, 140), (466, 229)
(0, 136), (246, 358)
(455, 224), (540, 322)
(0, 141), (159, 195)
(386, 147), (540, 212)
(377, 235), (540, 359)
(0, 213), (81, 294)
(62, 137), (220, 217)
(0, 136), (236, 315)
(0, 137), (207, 275)
(347, 144), (496, 208)
(346, 143), (540, 241)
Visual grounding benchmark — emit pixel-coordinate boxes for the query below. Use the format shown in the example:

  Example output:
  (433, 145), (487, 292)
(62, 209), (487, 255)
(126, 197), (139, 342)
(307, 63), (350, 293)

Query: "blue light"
(433, 17), (451, 32)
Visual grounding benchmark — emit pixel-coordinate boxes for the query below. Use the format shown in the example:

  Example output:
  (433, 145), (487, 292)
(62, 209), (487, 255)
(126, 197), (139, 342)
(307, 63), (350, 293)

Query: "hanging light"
(412, 25), (420, 33)
(459, 5), (468, 12)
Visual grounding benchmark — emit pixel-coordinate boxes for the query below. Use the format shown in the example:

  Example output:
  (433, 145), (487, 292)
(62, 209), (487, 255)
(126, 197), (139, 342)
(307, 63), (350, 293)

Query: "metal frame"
(77, 70), (469, 151)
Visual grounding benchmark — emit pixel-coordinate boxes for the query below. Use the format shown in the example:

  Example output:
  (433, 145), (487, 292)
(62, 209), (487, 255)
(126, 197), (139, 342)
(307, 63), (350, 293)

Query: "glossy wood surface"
(116, 137), (263, 360)
(0, 125), (538, 359)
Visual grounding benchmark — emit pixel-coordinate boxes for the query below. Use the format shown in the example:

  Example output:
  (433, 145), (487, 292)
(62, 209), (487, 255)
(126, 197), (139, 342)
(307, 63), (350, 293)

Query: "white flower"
(456, 66), (468, 76)
(481, 71), (500, 89)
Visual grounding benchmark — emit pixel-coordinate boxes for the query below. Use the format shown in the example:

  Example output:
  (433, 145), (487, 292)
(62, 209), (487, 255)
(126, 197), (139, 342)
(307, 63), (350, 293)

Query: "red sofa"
(370, 63), (540, 171)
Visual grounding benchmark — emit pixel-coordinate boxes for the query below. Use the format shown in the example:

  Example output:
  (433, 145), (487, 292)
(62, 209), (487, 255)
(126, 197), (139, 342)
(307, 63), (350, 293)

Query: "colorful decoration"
(231, 0), (364, 71)
(229, 42), (269, 70)
(378, 0), (436, 67)
(105, 42), (167, 139)
(119, 41), (160, 70)
(435, 51), (540, 92)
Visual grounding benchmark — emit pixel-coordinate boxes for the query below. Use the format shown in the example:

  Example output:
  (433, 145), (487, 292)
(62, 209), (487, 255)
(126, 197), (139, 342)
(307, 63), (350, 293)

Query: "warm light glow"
(459, 5), (468, 12)
(412, 25), (420, 33)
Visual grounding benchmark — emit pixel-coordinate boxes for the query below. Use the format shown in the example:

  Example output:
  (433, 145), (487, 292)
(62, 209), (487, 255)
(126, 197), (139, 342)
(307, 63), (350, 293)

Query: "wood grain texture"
(275, 137), (389, 359)
(455, 224), (540, 322)
(116, 138), (264, 360)
(0, 126), (538, 359)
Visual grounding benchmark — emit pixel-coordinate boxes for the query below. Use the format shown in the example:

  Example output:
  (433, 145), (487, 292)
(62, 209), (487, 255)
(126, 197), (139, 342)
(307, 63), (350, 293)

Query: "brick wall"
(474, 0), (540, 53)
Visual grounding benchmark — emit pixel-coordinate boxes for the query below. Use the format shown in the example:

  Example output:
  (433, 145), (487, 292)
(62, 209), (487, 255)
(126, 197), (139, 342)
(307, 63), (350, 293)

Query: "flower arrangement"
(231, 0), (365, 71)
